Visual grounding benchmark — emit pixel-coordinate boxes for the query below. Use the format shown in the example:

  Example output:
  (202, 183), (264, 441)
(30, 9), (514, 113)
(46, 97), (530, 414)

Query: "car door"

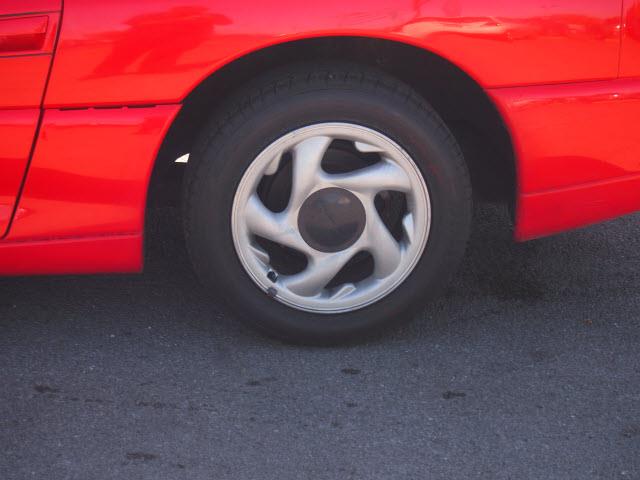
(0, 0), (61, 236)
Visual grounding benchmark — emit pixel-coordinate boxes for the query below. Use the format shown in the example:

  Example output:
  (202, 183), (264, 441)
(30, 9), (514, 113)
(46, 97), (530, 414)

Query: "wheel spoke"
(354, 141), (384, 153)
(330, 283), (356, 300)
(244, 194), (307, 252)
(402, 212), (415, 245)
(248, 243), (270, 265)
(281, 249), (355, 297)
(363, 206), (402, 279)
(327, 159), (412, 196)
(288, 136), (332, 211)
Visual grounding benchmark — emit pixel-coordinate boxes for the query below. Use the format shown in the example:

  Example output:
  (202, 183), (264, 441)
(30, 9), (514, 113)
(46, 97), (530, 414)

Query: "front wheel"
(184, 63), (472, 344)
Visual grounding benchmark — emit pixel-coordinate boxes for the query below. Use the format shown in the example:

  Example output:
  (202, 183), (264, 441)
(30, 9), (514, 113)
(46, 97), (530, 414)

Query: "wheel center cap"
(298, 188), (366, 253)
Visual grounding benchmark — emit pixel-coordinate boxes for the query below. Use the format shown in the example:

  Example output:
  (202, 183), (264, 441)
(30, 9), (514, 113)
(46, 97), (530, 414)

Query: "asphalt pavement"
(1, 204), (639, 479)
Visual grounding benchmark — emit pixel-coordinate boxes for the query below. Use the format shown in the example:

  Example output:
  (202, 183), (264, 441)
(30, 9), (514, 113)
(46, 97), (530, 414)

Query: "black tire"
(183, 62), (472, 344)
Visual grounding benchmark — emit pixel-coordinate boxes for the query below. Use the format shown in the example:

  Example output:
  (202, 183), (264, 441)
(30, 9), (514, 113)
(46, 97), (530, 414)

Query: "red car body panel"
(489, 79), (640, 240)
(621, 0), (640, 77)
(0, 0), (61, 16)
(0, 1), (61, 239)
(0, 110), (40, 236)
(7, 106), (180, 241)
(0, 12), (60, 108)
(44, 0), (621, 108)
(0, 234), (143, 275)
(1, 0), (639, 275)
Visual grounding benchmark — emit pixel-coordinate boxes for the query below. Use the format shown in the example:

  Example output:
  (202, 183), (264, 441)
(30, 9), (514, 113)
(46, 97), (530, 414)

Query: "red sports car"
(1, 0), (638, 343)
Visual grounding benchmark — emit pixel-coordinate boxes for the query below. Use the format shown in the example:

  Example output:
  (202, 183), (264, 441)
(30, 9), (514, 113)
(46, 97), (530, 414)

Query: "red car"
(1, 0), (638, 343)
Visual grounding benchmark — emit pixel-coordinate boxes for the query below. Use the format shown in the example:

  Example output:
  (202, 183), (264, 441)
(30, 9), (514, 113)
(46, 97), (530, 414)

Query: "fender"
(43, 0), (621, 108)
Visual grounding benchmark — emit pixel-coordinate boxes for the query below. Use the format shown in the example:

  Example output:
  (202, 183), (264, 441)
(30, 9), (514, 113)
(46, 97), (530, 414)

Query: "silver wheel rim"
(231, 123), (431, 313)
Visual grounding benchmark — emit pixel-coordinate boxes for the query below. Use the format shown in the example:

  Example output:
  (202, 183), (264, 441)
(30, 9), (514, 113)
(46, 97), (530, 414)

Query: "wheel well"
(149, 36), (515, 208)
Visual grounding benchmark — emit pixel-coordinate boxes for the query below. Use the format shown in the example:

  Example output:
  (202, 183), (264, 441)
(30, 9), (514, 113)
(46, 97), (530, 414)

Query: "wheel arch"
(149, 35), (516, 212)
